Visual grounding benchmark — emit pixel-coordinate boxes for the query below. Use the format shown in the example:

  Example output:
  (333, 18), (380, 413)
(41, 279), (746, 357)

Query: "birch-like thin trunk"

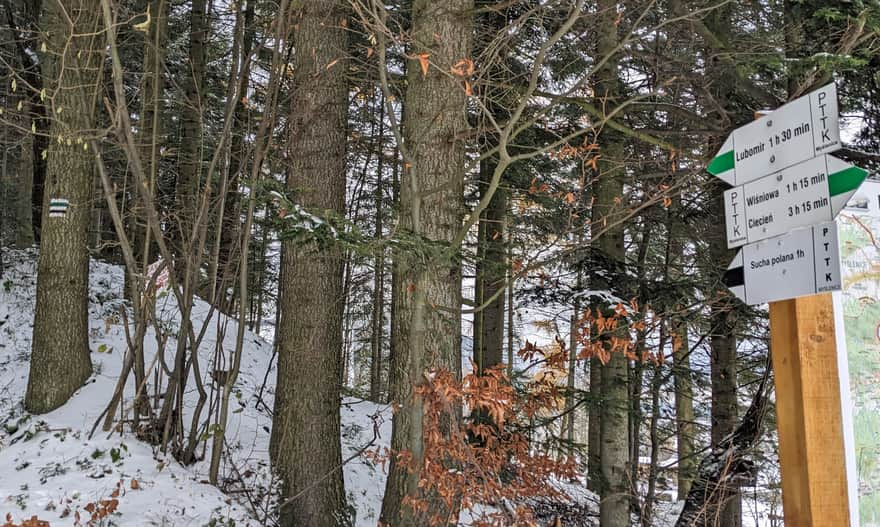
(370, 93), (387, 402)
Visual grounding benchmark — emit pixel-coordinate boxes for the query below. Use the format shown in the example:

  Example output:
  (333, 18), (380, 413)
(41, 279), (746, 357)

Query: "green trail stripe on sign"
(829, 166), (868, 196)
(49, 201), (67, 207)
(708, 150), (734, 175)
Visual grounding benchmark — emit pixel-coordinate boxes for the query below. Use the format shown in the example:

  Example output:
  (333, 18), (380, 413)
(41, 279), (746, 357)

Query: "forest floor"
(0, 250), (711, 526)
(0, 250), (392, 526)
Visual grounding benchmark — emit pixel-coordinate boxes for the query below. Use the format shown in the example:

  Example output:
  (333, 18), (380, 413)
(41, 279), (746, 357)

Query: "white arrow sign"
(724, 155), (867, 248)
(723, 221), (841, 305)
(708, 83), (840, 186)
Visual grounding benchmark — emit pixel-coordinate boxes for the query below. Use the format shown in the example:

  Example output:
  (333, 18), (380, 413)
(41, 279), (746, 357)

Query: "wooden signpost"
(711, 84), (863, 526)
(770, 294), (851, 525)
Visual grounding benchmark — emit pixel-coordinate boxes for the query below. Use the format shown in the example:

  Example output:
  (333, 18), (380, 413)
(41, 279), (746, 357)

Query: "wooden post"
(770, 293), (851, 525)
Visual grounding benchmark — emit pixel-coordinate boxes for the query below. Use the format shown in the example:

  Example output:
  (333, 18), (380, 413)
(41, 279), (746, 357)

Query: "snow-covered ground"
(0, 250), (780, 526)
(0, 250), (392, 526)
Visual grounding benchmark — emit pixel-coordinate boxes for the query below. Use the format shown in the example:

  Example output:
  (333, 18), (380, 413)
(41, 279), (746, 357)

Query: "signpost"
(724, 155), (867, 248)
(708, 83), (866, 527)
(708, 83), (840, 187)
(722, 221), (841, 305)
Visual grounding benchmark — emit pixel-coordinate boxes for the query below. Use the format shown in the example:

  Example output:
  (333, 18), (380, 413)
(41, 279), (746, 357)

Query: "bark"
(701, 4), (744, 524)
(472, 4), (509, 376)
(7, 0), (49, 242)
(370, 94), (387, 402)
(12, 94), (33, 248)
(129, 0), (169, 416)
(507, 233), (514, 378)
(385, 140), (398, 402)
(708, 169), (741, 527)
(629, 224), (652, 515)
(564, 272), (580, 444)
(587, 356), (601, 492)
(176, 0), (207, 247)
(473, 158), (507, 373)
(672, 318), (696, 498)
(269, 2), (351, 526)
(25, 0), (102, 414)
(640, 327), (666, 527)
(669, 197), (696, 499)
(379, 1), (473, 524)
(595, 166), (629, 527)
(676, 367), (771, 527)
(1, 96), (6, 270)
(153, 0), (210, 453)
(387, 138), (400, 403)
(593, 1), (629, 524)
(0, 17), (32, 247)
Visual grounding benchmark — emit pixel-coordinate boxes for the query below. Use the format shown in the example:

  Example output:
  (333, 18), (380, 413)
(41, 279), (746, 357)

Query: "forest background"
(1, 0), (880, 526)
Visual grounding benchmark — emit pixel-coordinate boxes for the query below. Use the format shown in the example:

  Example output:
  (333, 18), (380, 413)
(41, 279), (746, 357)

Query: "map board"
(838, 179), (880, 526)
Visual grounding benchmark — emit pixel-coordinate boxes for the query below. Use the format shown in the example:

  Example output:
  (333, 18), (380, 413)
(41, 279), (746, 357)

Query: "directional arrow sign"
(708, 83), (840, 186)
(722, 221), (841, 305)
(723, 155), (867, 248)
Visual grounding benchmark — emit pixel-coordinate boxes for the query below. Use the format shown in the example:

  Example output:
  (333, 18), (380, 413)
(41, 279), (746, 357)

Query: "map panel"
(839, 180), (880, 525)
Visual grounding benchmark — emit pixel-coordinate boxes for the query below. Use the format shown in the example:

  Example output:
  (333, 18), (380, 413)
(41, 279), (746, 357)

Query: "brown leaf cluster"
(387, 366), (579, 526)
(573, 303), (663, 365)
(2, 514), (49, 527)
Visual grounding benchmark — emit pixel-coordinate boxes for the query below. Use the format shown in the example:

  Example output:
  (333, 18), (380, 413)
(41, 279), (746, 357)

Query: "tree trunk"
(269, 2), (351, 526)
(629, 327), (645, 514)
(370, 93), (387, 402)
(629, 223), (652, 515)
(708, 176), (741, 527)
(216, 0), (256, 308)
(473, 158), (507, 373)
(388, 139), (400, 403)
(130, 0), (169, 415)
(640, 325), (667, 527)
(379, 1), (473, 524)
(672, 317), (695, 498)
(701, 4), (744, 524)
(175, 0), (207, 247)
(595, 159), (629, 527)
(25, 0), (101, 414)
(11, 0), (49, 243)
(669, 195), (695, 499)
(507, 231), (514, 378)
(133, 0), (168, 266)
(676, 367), (771, 527)
(12, 94), (34, 248)
(587, 356), (601, 492)
(593, 1), (629, 525)
(565, 268), (581, 444)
